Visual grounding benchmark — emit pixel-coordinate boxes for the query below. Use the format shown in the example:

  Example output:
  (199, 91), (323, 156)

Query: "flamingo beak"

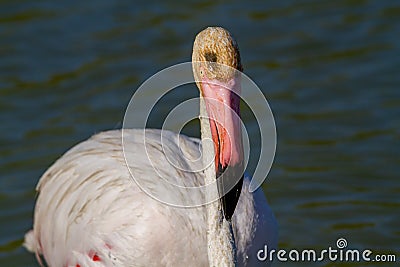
(201, 76), (244, 221)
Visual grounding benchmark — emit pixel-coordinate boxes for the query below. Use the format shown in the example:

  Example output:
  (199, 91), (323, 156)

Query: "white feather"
(25, 128), (277, 266)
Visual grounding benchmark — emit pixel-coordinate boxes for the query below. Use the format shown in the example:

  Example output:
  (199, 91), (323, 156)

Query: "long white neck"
(200, 96), (236, 267)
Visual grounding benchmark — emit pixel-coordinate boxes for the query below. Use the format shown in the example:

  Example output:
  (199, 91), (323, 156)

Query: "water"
(0, 0), (399, 266)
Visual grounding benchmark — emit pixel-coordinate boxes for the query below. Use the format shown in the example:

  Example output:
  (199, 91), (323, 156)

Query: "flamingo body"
(25, 129), (277, 266)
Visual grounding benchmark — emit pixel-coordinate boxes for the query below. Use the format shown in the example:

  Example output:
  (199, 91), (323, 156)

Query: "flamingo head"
(192, 27), (244, 220)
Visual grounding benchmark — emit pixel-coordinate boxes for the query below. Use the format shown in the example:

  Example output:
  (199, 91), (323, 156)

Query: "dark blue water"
(0, 0), (399, 266)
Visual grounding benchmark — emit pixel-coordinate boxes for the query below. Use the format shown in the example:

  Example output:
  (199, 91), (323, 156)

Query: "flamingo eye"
(204, 52), (218, 77)
(204, 52), (217, 62)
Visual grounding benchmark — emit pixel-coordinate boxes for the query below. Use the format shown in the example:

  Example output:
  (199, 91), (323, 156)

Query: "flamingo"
(24, 27), (278, 267)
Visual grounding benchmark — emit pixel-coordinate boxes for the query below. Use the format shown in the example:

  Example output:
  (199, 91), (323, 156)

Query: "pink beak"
(201, 77), (243, 169)
(201, 74), (244, 220)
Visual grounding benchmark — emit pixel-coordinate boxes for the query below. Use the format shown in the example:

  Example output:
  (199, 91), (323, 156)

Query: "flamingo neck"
(200, 96), (236, 267)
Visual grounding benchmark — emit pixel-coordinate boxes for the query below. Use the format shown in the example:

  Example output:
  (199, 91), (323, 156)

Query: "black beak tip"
(217, 164), (244, 221)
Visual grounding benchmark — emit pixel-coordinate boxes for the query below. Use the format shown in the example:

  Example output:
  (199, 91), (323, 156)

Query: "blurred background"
(0, 0), (399, 266)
